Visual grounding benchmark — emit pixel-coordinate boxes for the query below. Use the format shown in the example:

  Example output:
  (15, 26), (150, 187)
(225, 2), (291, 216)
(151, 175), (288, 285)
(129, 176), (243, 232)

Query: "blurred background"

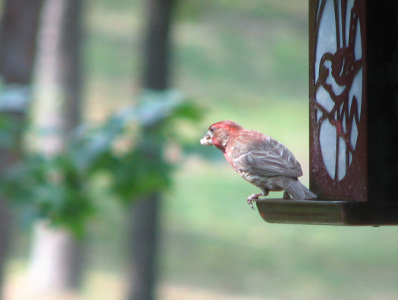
(1, 0), (398, 299)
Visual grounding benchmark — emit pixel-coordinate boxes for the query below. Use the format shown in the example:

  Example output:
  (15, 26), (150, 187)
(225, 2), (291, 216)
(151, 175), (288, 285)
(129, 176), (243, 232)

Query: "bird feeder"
(256, 0), (398, 225)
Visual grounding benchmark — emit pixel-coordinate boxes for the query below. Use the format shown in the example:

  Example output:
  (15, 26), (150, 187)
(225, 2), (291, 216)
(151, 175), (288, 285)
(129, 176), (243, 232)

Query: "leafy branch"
(0, 91), (201, 236)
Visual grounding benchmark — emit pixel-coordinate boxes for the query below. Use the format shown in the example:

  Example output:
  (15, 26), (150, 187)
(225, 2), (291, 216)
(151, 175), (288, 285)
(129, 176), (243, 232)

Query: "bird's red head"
(200, 120), (243, 152)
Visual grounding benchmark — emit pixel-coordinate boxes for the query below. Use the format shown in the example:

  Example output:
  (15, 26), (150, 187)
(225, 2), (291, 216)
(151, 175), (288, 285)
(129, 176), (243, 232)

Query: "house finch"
(200, 120), (317, 209)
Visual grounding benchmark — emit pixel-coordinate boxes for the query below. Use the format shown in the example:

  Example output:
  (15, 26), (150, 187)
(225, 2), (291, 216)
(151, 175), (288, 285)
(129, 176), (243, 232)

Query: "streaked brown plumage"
(200, 120), (317, 208)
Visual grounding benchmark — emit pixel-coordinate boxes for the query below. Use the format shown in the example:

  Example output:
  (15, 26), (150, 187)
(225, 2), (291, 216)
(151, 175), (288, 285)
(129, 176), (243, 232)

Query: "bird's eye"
(209, 127), (214, 132)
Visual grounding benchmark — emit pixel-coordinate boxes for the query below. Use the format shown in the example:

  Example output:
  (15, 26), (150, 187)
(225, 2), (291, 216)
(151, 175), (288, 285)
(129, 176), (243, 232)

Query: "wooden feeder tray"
(255, 199), (398, 226)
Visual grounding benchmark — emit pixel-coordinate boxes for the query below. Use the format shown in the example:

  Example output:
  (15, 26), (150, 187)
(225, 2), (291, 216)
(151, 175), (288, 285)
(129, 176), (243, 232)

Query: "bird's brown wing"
(232, 135), (303, 178)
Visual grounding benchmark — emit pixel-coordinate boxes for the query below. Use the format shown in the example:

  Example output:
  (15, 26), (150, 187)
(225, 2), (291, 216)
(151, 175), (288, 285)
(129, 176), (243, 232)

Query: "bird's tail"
(285, 179), (317, 200)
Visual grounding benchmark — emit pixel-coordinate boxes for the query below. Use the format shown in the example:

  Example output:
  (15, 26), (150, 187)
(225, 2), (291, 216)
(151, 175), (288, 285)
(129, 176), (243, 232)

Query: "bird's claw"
(247, 199), (255, 210)
(247, 193), (262, 210)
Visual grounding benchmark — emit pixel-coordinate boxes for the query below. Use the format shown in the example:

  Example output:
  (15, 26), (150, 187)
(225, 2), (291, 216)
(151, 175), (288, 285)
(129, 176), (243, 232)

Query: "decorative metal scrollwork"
(314, 0), (364, 181)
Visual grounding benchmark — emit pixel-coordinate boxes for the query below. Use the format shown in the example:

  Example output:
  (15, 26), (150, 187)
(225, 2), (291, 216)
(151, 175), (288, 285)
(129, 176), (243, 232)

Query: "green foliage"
(0, 114), (21, 148)
(2, 154), (93, 236)
(0, 93), (201, 236)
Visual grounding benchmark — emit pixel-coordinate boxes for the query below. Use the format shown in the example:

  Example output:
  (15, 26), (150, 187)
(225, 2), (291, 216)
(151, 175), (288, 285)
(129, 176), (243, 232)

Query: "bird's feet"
(247, 193), (263, 210)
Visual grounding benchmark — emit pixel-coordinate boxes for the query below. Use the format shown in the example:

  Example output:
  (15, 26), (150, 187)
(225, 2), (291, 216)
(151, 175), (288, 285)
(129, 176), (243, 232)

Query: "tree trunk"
(128, 195), (161, 300)
(0, 0), (44, 84)
(29, 222), (85, 292)
(142, 0), (174, 91)
(0, 0), (43, 298)
(28, 0), (85, 293)
(127, 0), (175, 299)
(0, 198), (10, 300)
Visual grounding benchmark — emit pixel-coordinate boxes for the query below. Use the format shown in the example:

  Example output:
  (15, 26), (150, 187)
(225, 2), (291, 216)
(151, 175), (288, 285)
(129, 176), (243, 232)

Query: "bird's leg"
(247, 189), (269, 210)
(283, 191), (291, 200)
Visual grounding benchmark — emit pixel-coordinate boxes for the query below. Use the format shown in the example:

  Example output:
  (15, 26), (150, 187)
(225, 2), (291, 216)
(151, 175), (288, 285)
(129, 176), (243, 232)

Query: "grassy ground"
(5, 0), (398, 299)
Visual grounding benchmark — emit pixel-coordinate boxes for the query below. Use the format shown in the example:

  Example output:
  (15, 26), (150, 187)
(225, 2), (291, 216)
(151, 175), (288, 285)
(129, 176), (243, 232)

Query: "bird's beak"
(200, 130), (213, 146)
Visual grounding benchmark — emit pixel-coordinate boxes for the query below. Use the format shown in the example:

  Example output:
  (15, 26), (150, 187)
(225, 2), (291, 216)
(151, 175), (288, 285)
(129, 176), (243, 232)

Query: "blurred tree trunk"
(127, 0), (175, 299)
(28, 0), (85, 294)
(0, 0), (43, 298)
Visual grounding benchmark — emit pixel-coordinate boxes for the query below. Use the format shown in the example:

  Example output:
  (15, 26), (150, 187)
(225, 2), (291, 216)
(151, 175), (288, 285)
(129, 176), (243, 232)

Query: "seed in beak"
(200, 135), (213, 145)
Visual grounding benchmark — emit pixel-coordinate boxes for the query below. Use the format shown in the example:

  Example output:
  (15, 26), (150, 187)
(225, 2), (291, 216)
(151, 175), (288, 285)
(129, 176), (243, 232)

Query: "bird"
(200, 120), (317, 209)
